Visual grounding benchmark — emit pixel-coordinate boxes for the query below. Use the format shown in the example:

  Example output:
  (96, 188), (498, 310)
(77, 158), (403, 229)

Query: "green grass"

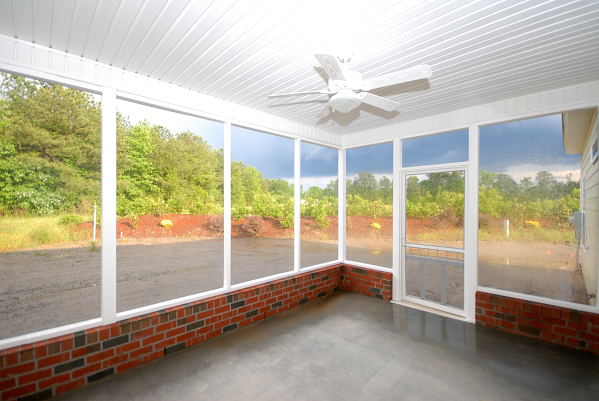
(0, 215), (92, 252)
(408, 226), (576, 245)
(0, 214), (576, 252)
(478, 227), (576, 244)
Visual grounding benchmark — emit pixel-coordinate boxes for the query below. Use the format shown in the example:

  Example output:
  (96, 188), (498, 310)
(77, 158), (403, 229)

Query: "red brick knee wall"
(340, 265), (392, 301)
(0, 264), (390, 401)
(476, 291), (599, 354)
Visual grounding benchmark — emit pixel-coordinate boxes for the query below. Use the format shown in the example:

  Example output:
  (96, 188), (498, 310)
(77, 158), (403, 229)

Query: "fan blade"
(314, 54), (346, 81)
(359, 92), (400, 112)
(363, 64), (431, 91)
(317, 102), (331, 119)
(268, 90), (329, 98)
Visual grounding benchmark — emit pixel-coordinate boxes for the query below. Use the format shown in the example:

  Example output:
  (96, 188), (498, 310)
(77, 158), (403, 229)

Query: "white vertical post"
(294, 138), (301, 272)
(338, 148), (346, 262)
(223, 122), (232, 289)
(392, 138), (402, 302)
(101, 88), (117, 325)
(465, 125), (480, 323)
(92, 203), (97, 243)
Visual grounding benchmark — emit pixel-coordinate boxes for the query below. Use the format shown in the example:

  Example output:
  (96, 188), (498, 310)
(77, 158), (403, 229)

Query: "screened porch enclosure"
(0, 1), (598, 400)
(0, 81), (594, 337)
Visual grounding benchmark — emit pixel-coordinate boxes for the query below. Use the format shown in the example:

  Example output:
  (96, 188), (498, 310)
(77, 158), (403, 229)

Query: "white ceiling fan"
(268, 54), (432, 118)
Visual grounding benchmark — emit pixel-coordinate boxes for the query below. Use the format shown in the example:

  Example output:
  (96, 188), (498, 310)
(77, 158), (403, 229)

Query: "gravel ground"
(0, 239), (589, 340)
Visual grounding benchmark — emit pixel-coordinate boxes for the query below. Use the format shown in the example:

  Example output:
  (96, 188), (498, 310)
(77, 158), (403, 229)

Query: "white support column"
(223, 122), (232, 289)
(101, 87), (117, 325)
(338, 148), (346, 262)
(392, 138), (402, 302)
(294, 138), (301, 271)
(464, 125), (480, 323)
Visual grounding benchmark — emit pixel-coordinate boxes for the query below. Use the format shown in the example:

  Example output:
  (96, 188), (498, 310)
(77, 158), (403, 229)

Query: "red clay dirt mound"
(79, 214), (454, 240)
(81, 214), (341, 240)
(79, 214), (456, 241)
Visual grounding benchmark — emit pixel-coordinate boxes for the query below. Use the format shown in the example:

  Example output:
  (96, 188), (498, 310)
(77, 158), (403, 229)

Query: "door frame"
(398, 161), (473, 320)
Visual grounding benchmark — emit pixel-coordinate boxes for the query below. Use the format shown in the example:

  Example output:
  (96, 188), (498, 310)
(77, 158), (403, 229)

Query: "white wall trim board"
(478, 286), (599, 315)
(100, 87), (117, 326)
(343, 80), (599, 147)
(0, 34), (341, 147)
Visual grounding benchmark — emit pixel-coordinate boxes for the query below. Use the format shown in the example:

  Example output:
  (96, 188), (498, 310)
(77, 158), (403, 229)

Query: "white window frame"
(343, 142), (394, 272)
(1, 62), (599, 349)
(398, 162), (470, 320)
(298, 140), (342, 270)
(0, 71), (341, 350)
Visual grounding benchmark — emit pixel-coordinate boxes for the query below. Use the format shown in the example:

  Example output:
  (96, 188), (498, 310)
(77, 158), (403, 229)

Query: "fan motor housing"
(329, 88), (361, 113)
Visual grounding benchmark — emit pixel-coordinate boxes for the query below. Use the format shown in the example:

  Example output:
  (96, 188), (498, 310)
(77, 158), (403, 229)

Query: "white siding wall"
(580, 111), (598, 302)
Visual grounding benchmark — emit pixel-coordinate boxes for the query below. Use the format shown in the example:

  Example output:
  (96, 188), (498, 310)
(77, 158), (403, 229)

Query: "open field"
(0, 236), (589, 339)
(0, 215), (94, 252)
(0, 238), (339, 338)
(0, 213), (589, 339)
(0, 214), (576, 252)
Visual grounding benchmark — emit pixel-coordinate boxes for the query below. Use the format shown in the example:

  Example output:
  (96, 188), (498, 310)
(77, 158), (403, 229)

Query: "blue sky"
(347, 142), (393, 176)
(118, 101), (579, 185)
(232, 125), (294, 179)
(117, 99), (224, 148)
(479, 114), (580, 181)
(402, 129), (468, 167)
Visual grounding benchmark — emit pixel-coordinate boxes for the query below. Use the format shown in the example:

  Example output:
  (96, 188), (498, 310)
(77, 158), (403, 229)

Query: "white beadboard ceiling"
(0, 0), (598, 135)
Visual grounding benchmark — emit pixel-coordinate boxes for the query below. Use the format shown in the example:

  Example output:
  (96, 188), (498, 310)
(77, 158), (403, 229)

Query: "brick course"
(476, 291), (599, 354)
(340, 265), (393, 300)
(0, 264), (391, 401)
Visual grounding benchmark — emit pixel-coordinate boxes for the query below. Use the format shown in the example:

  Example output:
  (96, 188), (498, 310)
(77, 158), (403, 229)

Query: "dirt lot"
(0, 238), (346, 339)
(0, 214), (590, 339)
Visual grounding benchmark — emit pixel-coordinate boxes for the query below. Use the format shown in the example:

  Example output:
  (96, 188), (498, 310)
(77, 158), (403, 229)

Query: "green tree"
(0, 73), (101, 214)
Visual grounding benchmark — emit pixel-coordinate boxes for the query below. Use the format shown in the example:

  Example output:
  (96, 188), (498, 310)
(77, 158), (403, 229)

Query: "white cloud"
(503, 163), (580, 183)
(347, 173), (392, 182)
(298, 175), (338, 189)
(298, 173), (393, 189)
(303, 145), (337, 162)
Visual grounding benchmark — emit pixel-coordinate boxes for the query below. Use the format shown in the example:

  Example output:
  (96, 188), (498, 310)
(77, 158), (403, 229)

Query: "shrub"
(279, 213), (293, 229)
(125, 214), (140, 229)
(524, 220), (541, 228)
(208, 215), (224, 233)
(232, 207), (249, 221)
(159, 219), (174, 228)
(479, 215), (491, 228)
(30, 227), (53, 244)
(242, 215), (263, 237)
(315, 215), (329, 229)
(59, 215), (83, 225)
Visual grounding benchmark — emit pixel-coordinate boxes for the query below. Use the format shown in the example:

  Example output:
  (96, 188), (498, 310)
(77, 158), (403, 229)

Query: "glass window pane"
(116, 100), (224, 312)
(0, 73), (101, 338)
(231, 126), (294, 284)
(301, 142), (338, 267)
(346, 142), (393, 267)
(406, 171), (465, 249)
(402, 129), (468, 167)
(478, 114), (591, 305)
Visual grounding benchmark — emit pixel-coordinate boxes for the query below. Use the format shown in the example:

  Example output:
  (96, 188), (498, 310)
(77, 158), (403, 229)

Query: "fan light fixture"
(329, 88), (361, 113)
(267, 54), (432, 118)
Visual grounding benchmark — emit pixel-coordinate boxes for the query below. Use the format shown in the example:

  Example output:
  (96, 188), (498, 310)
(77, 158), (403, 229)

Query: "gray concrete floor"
(57, 292), (599, 401)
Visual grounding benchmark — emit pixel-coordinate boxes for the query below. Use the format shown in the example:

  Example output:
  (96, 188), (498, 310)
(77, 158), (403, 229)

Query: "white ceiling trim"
(342, 79), (599, 148)
(1, 0), (597, 135)
(0, 34), (340, 146)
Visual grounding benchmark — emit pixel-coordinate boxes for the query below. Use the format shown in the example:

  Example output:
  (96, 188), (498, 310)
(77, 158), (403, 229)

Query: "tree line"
(0, 73), (579, 228)
(0, 73), (335, 224)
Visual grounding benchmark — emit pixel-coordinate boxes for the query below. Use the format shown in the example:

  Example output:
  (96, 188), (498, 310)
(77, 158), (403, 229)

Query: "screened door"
(401, 166), (467, 315)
